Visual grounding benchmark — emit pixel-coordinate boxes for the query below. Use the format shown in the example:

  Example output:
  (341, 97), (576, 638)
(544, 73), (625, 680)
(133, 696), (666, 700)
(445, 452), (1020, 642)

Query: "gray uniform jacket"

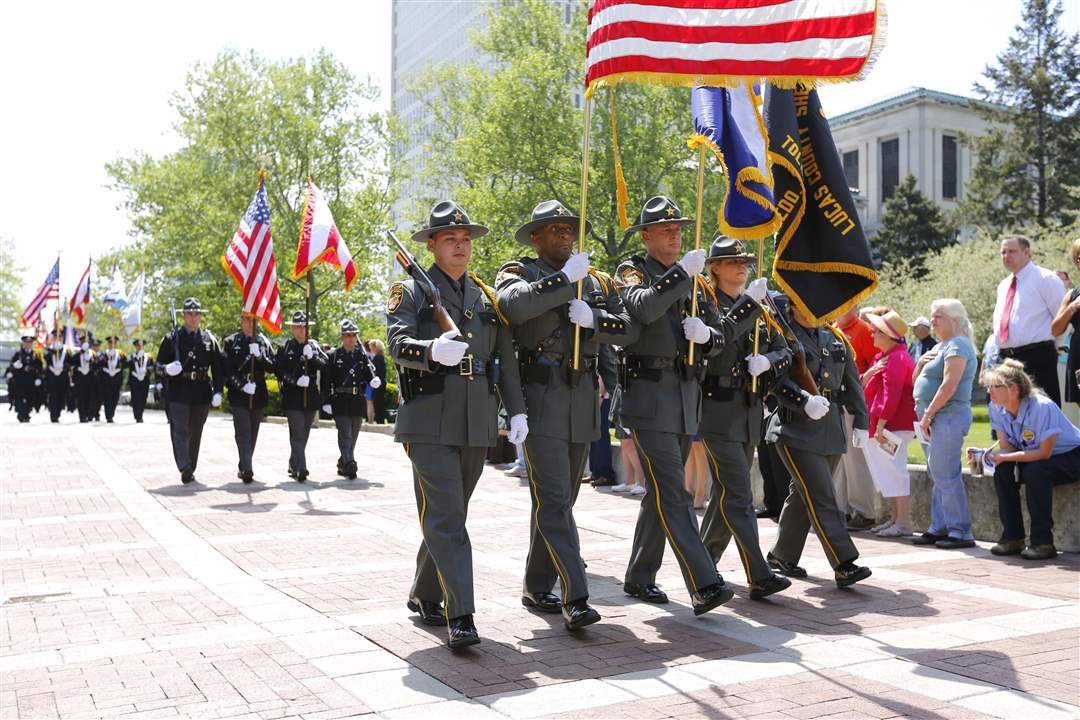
(767, 323), (869, 455)
(615, 254), (762, 435)
(699, 290), (793, 443)
(387, 265), (525, 447)
(496, 257), (635, 443)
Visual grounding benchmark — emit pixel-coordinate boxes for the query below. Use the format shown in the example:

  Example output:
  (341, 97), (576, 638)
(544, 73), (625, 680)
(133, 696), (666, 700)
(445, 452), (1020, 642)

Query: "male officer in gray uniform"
(387, 201), (527, 650)
(698, 237), (792, 600)
(616, 196), (762, 615)
(766, 300), (873, 588)
(320, 319), (381, 480)
(496, 200), (635, 631)
(276, 311), (328, 483)
(222, 312), (276, 483)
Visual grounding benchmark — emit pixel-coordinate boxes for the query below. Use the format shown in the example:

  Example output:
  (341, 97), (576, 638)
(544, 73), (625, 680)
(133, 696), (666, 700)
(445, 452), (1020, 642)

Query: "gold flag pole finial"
(256, 153), (272, 182)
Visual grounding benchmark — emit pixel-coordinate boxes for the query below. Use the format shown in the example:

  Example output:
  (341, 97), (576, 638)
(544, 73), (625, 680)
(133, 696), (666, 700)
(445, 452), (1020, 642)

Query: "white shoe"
(629, 485), (646, 496)
(611, 483), (632, 493)
(504, 466), (526, 478)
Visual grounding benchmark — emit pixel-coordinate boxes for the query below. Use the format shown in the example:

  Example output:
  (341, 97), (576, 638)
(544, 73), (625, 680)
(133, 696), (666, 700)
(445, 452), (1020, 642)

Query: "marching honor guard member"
(616, 196), (762, 615)
(321, 319), (381, 480)
(387, 201), (526, 650)
(223, 313), (276, 483)
(698, 238), (792, 599)
(88, 338), (105, 421)
(45, 331), (73, 423)
(7, 328), (44, 423)
(101, 336), (127, 423)
(73, 334), (97, 422)
(275, 310), (327, 482)
(157, 297), (224, 484)
(126, 339), (152, 423)
(496, 199), (633, 631)
(766, 301), (873, 588)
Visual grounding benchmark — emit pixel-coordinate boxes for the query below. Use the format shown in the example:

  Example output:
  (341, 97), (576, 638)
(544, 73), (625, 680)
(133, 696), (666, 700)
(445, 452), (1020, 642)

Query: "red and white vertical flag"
(68, 260), (91, 324)
(294, 177), (358, 290)
(222, 180), (283, 333)
(20, 258), (60, 325)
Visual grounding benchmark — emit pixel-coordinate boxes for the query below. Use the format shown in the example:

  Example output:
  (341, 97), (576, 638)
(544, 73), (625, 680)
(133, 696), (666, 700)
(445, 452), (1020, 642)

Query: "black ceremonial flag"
(764, 86), (877, 323)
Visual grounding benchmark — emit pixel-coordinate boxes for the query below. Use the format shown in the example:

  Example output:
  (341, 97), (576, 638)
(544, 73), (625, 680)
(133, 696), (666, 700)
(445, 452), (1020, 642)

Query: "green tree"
(406, 0), (724, 279)
(0, 238), (26, 335)
(107, 49), (399, 348)
(962, 0), (1080, 232)
(874, 175), (956, 275)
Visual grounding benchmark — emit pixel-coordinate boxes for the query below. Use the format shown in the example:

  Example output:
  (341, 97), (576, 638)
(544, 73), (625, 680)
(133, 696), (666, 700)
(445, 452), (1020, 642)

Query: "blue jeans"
(922, 406), (974, 540)
(588, 396), (616, 481)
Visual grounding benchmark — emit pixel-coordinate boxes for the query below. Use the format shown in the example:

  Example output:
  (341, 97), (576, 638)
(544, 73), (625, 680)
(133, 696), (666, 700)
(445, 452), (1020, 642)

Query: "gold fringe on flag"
(609, 90), (631, 230)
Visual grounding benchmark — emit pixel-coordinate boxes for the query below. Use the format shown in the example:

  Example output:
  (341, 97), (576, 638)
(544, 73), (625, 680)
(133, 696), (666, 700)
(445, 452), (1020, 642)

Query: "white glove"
(568, 299), (595, 328)
(561, 252), (590, 283)
(249, 343), (261, 357)
(302, 344), (313, 359)
(12, 360), (22, 369)
(369, 376), (382, 389)
(242, 382), (256, 395)
(678, 248), (707, 277)
(34, 379), (42, 386)
(804, 395), (831, 420)
(430, 330), (469, 367)
(682, 316), (711, 344)
(745, 277), (769, 303)
(211, 393), (222, 408)
(508, 413), (529, 444)
(165, 361), (183, 377)
(81, 342), (89, 351)
(155, 383), (163, 391)
(322, 404), (332, 415)
(746, 354), (771, 377)
(296, 374), (311, 388)
(852, 428), (869, 449)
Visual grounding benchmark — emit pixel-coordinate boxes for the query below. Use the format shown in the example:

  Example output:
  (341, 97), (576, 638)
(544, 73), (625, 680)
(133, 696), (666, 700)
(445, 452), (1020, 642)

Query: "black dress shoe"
(845, 513), (875, 531)
(241, 471), (254, 484)
(691, 582), (735, 616)
(911, 532), (945, 546)
(180, 468), (195, 484)
(521, 590), (562, 614)
(835, 562), (872, 588)
(562, 599), (601, 631)
(749, 573), (792, 601)
(991, 539), (1025, 556)
(407, 597), (447, 626)
(287, 467), (297, 479)
(1021, 544), (1057, 560)
(447, 614), (480, 650)
(935, 537), (975, 550)
(590, 476), (617, 487)
(767, 553), (807, 578)
(623, 582), (668, 604)
(296, 470), (308, 483)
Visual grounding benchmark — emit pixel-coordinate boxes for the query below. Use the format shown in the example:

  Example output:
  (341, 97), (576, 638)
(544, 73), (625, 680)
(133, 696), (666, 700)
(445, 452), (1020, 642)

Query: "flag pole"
(571, 97), (593, 372)
(687, 143), (706, 366)
(750, 235), (767, 393)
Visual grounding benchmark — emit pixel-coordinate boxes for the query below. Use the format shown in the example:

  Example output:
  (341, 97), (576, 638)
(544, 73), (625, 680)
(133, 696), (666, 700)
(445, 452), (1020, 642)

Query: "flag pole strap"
(572, 97), (594, 372)
(750, 235), (766, 393)
(687, 143), (706, 366)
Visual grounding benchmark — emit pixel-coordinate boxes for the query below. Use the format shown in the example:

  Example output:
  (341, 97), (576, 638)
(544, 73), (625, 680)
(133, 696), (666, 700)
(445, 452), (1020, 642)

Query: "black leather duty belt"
(334, 386), (362, 396)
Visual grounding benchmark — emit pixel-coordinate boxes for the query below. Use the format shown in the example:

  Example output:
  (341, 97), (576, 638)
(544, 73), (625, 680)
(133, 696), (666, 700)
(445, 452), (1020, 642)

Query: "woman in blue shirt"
(983, 358), (1080, 560)
(911, 299), (979, 549)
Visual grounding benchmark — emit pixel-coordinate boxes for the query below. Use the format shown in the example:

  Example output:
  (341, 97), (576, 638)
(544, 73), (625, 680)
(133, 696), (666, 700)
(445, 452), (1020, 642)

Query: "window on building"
(942, 134), (958, 199)
(842, 150), (859, 190)
(880, 138), (899, 201)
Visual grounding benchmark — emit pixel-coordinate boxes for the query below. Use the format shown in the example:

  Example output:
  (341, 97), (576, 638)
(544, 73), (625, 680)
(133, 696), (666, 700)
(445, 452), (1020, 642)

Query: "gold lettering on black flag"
(764, 86), (877, 324)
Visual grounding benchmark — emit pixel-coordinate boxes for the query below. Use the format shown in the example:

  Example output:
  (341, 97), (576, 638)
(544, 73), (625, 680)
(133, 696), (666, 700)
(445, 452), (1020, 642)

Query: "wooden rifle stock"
(761, 294), (819, 397)
(391, 243), (460, 337)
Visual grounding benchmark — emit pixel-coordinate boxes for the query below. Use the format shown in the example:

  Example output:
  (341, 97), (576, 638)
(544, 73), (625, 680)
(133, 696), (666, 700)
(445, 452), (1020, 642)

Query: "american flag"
(585, 0), (883, 93)
(20, 258), (60, 325)
(222, 180), (282, 333)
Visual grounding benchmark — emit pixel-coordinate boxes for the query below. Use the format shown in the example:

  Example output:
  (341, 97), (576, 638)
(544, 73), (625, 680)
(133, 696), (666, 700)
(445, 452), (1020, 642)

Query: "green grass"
(906, 406), (992, 465)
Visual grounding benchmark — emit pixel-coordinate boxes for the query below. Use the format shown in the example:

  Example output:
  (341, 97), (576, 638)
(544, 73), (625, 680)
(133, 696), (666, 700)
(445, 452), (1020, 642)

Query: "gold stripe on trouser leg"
(631, 430), (698, 590)
(406, 442), (453, 621)
(522, 440), (571, 600)
(780, 443), (840, 567)
(700, 438), (753, 583)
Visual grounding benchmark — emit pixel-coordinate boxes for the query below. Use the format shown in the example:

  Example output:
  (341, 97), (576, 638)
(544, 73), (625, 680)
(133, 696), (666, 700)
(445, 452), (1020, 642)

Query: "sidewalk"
(1, 409), (1077, 719)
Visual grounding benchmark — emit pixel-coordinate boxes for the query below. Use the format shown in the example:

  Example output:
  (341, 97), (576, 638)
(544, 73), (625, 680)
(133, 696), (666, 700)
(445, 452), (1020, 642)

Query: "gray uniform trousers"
(286, 409), (316, 474)
(168, 402), (210, 473)
(231, 407), (264, 474)
(521, 435), (589, 603)
(770, 441), (859, 569)
(698, 435), (772, 584)
(335, 415), (363, 464)
(625, 429), (720, 594)
(407, 442), (487, 619)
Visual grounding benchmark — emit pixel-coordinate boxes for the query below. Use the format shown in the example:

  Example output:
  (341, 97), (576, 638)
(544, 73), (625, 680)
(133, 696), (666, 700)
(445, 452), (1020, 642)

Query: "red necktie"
(998, 275), (1017, 344)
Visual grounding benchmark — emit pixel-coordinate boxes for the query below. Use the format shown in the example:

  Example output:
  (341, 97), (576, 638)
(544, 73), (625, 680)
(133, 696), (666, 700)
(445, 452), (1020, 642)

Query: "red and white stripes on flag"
(222, 180), (282, 333)
(294, 178), (358, 291)
(585, 0), (884, 93)
(20, 258), (60, 325)
(68, 261), (91, 325)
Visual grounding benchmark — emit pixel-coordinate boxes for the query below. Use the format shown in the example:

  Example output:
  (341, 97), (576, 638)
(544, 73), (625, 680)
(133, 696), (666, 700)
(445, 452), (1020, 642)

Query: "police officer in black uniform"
(7, 329), (44, 422)
(127, 339), (153, 423)
(100, 336), (126, 423)
(157, 297), (225, 484)
(275, 310), (327, 482)
(72, 333), (96, 422)
(88, 338), (104, 421)
(222, 313), (276, 483)
(321, 319), (381, 479)
(44, 331), (74, 423)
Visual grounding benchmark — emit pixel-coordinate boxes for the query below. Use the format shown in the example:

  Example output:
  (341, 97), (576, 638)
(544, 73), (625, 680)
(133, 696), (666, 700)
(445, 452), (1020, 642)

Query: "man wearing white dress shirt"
(993, 235), (1066, 406)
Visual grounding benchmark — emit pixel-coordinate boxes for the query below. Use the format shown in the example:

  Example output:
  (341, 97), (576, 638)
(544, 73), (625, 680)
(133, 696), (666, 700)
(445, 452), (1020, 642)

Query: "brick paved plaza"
(2, 409), (1078, 719)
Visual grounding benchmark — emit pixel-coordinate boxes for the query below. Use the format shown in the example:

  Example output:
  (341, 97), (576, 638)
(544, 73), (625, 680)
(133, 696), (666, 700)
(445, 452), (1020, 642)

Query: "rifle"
(387, 230), (460, 337)
(761, 293), (820, 397)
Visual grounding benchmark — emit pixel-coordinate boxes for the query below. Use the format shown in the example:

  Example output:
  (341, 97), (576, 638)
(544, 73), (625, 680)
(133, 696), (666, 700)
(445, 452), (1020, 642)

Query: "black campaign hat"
(181, 297), (205, 313)
(132, 338), (143, 345)
(339, 319), (359, 335)
(410, 201), (489, 243)
(105, 335), (119, 342)
(623, 196), (694, 238)
(286, 310), (313, 327)
(706, 236), (757, 263)
(514, 200), (592, 246)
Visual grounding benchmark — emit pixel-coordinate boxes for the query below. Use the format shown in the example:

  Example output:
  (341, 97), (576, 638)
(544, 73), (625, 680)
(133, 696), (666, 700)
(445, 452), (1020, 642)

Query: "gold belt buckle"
(459, 354), (474, 377)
